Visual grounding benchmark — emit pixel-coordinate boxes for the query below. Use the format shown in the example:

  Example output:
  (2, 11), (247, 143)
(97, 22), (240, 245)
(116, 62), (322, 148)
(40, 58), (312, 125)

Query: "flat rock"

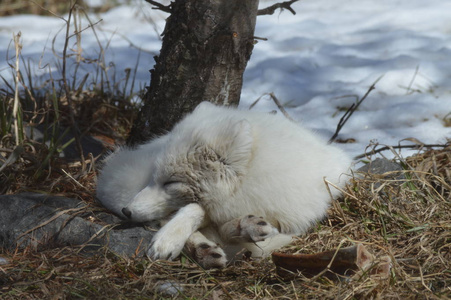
(357, 158), (405, 179)
(0, 193), (153, 257)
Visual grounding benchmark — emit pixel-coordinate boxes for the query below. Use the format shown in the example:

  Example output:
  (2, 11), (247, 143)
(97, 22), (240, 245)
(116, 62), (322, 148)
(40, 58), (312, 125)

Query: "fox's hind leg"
(184, 230), (227, 269)
(219, 215), (279, 244)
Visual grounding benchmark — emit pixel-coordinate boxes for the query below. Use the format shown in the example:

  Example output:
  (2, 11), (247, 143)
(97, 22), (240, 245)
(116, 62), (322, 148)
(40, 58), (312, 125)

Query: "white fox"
(96, 102), (351, 268)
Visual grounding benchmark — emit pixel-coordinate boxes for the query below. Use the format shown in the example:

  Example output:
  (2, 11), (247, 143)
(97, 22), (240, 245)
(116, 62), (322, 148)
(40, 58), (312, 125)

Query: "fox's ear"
(217, 119), (253, 176)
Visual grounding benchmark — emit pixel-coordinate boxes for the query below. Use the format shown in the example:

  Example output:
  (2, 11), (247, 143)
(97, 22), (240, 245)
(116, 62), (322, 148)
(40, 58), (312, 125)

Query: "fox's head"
(122, 102), (254, 223)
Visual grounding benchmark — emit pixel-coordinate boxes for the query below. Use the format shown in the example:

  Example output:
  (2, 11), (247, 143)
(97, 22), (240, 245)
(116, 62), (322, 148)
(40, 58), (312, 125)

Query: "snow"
(1, 0), (450, 161)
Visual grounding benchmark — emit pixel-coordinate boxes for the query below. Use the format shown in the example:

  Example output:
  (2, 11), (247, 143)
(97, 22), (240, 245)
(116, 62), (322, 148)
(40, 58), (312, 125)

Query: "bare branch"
(328, 75), (383, 144)
(354, 142), (450, 160)
(258, 0), (299, 16)
(249, 92), (295, 122)
(144, 0), (171, 13)
(253, 36), (268, 41)
(268, 92), (295, 122)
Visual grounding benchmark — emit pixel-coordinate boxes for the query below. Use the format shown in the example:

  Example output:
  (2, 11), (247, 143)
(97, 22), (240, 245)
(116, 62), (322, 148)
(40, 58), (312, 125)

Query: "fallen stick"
(272, 243), (386, 279)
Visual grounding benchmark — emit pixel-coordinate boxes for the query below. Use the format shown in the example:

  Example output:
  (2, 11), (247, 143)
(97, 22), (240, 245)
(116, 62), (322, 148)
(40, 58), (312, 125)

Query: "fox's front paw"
(240, 215), (279, 243)
(147, 230), (186, 261)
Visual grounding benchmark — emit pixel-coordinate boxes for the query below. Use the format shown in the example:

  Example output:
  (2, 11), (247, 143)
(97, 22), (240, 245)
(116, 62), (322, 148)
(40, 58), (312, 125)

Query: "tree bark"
(127, 0), (259, 146)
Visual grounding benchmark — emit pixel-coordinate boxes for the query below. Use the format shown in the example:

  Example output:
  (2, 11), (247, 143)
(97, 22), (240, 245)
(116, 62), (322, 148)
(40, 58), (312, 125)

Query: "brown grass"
(0, 88), (135, 200)
(0, 0), (139, 197)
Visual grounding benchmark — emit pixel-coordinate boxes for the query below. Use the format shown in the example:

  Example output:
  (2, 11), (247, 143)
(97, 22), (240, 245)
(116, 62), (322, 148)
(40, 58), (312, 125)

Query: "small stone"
(0, 257), (9, 265)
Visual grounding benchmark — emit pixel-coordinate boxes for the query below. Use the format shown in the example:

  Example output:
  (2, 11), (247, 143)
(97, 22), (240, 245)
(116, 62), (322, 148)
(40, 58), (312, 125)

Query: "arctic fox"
(96, 102), (351, 268)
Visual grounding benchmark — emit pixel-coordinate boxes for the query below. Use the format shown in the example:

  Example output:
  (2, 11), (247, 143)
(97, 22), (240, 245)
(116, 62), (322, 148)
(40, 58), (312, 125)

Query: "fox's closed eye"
(163, 181), (196, 201)
(163, 181), (187, 192)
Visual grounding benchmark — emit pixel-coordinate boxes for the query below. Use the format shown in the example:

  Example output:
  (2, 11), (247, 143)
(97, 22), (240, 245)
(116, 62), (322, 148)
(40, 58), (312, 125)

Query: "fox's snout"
(122, 207), (132, 218)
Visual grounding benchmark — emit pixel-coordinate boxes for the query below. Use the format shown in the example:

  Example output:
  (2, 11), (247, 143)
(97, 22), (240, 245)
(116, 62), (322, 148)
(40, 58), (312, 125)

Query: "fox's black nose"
(122, 207), (132, 218)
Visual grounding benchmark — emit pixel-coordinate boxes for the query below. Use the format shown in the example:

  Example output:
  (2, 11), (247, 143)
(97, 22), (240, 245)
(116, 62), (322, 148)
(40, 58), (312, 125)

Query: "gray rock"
(357, 158), (405, 179)
(0, 193), (153, 257)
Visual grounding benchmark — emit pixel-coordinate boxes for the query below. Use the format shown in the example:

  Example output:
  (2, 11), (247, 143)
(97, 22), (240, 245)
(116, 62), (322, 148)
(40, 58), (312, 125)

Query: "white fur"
(96, 102), (351, 267)
(147, 203), (206, 260)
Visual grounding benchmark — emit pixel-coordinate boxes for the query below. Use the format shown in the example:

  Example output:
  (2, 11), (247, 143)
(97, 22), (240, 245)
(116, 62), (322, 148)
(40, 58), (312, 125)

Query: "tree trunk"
(127, 0), (259, 146)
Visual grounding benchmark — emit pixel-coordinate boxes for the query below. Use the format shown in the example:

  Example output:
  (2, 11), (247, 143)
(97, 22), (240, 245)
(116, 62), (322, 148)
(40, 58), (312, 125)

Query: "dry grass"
(1, 147), (450, 299)
(0, 87), (136, 200)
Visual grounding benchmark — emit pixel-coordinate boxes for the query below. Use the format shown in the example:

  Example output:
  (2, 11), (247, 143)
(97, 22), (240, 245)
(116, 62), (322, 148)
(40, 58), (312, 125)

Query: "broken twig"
(258, 0), (299, 16)
(328, 76), (383, 144)
(249, 93), (295, 122)
(144, 0), (171, 13)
